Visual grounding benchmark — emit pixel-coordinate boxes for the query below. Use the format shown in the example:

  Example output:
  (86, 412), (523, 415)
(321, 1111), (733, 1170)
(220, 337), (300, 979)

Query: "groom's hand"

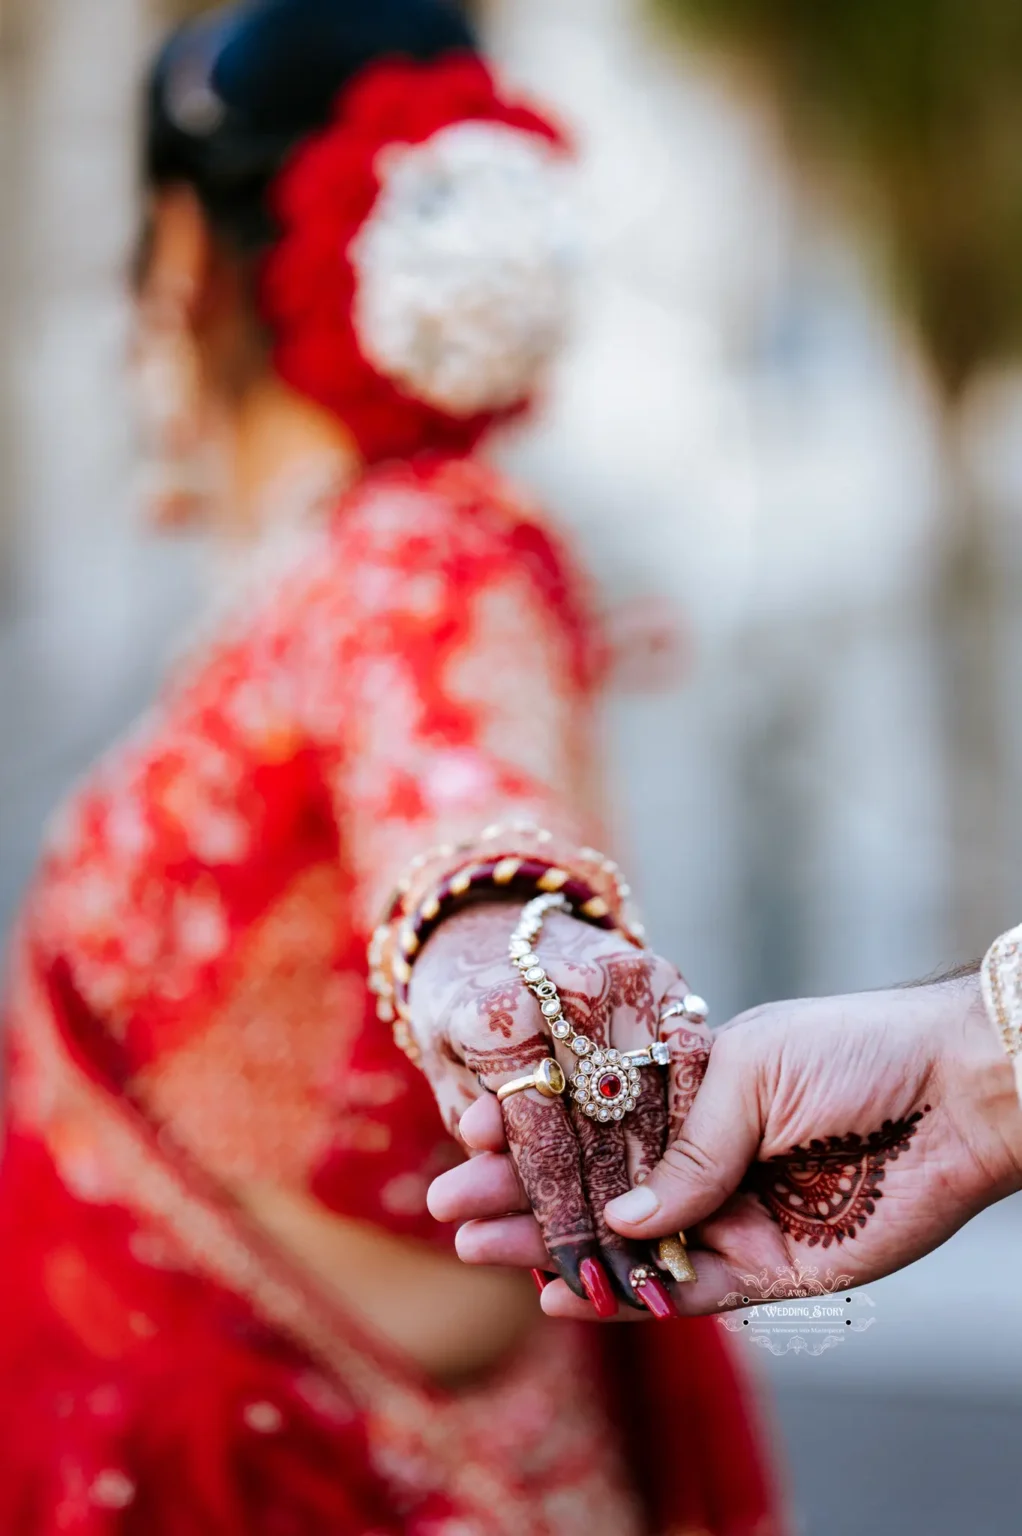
(429, 974), (1022, 1319)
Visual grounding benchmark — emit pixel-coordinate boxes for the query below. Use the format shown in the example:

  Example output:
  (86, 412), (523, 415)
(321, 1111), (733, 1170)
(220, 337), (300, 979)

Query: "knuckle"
(716, 1002), (776, 1037)
(541, 956), (601, 1009)
(670, 1017), (712, 1051)
(660, 1137), (730, 1202)
(647, 951), (682, 991)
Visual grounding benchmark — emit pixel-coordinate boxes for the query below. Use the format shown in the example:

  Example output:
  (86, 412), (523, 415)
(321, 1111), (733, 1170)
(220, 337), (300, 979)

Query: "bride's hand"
(408, 903), (710, 1315)
(433, 974), (1022, 1325)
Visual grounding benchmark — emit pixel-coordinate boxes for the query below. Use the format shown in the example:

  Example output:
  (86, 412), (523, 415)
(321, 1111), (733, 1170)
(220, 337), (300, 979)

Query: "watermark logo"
(718, 1261), (875, 1357)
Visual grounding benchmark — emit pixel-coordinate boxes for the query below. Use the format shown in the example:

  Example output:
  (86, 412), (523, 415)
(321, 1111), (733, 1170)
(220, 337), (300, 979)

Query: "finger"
(572, 1107), (656, 1309)
(623, 1065), (669, 1190)
(658, 982), (713, 1146)
(458, 1093), (508, 1152)
(539, 1276), (632, 1322)
(427, 1151), (528, 1224)
(461, 1030), (606, 1306)
(538, 1247), (754, 1321)
(422, 1041), (498, 1146)
(604, 1038), (761, 1238)
(498, 1091), (602, 1302)
(544, 952), (668, 1309)
(620, 983), (712, 1225)
(538, 1272), (683, 1323)
(619, 1067), (693, 1291)
(694, 1190), (796, 1301)
(454, 1213), (550, 1269)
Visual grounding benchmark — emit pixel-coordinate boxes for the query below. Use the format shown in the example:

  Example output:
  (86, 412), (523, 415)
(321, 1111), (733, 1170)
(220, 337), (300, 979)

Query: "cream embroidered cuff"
(981, 922), (1022, 1104)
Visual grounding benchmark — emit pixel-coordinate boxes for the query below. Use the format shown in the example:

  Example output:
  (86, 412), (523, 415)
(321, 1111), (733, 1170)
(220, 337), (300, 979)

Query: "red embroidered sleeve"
(288, 461), (606, 934)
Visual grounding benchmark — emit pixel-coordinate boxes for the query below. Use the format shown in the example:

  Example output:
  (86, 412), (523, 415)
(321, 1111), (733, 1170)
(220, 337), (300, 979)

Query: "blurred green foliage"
(658, 0), (1022, 395)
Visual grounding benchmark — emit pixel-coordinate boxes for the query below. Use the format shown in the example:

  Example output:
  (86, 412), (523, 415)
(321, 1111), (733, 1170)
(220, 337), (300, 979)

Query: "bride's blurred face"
(132, 188), (262, 529)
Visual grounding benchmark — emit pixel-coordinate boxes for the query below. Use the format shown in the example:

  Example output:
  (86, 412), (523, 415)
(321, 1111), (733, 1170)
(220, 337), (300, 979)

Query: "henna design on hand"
(625, 1072), (670, 1188)
(604, 955), (659, 1030)
(557, 978), (610, 1044)
(555, 951), (677, 1301)
(477, 981), (523, 1040)
(748, 1108), (931, 1248)
(412, 905), (526, 1021)
(501, 1094), (596, 1296)
(413, 905), (690, 1300)
(556, 953), (654, 1041)
(573, 1108), (649, 1306)
(461, 1034), (552, 1080)
(660, 1022), (710, 1143)
(417, 1034), (489, 1143)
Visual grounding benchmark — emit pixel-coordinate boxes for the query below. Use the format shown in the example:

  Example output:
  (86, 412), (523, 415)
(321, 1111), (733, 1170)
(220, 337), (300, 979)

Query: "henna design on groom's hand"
(747, 1108), (931, 1248)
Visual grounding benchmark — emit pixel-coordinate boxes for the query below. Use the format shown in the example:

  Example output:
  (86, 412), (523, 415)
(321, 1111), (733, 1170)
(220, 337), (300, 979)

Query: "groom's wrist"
(951, 975), (1022, 1199)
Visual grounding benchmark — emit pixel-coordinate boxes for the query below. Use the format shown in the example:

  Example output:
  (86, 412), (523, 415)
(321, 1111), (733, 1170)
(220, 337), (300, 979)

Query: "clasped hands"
(412, 905), (1022, 1321)
(407, 903), (707, 1316)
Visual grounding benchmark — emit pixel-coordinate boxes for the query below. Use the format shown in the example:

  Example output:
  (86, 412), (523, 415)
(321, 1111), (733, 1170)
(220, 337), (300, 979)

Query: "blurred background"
(3, 0), (1022, 1530)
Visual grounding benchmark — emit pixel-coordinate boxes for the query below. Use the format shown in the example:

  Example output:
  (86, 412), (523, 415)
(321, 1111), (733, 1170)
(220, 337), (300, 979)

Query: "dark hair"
(145, 0), (478, 254)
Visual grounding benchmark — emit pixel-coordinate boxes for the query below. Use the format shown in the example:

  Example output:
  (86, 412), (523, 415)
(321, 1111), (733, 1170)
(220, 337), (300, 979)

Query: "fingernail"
(550, 1243), (593, 1301)
(657, 1234), (697, 1284)
(579, 1257), (617, 1320)
(530, 1268), (551, 1294)
(636, 1275), (678, 1321)
(605, 1185), (660, 1226)
(602, 1249), (649, 1311)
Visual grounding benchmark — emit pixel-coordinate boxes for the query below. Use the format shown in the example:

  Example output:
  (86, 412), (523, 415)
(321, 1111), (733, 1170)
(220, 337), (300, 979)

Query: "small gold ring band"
(496, 1057), (566, 1103)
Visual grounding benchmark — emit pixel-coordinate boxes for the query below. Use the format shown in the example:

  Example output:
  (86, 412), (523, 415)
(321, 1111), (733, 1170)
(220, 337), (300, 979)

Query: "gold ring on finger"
(495, 1057), (567, 1103)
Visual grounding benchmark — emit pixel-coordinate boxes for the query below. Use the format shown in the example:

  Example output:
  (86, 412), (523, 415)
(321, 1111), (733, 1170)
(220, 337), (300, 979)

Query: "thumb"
(605, 1040), (763, 1236)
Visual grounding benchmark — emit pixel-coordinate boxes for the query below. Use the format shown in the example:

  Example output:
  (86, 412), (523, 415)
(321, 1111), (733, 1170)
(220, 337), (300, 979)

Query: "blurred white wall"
(488, 0), (950, 1017)
(0, 0), (990, 1011)
(0, 0), (1002, 1032)
(484, 0), (1022, 1431)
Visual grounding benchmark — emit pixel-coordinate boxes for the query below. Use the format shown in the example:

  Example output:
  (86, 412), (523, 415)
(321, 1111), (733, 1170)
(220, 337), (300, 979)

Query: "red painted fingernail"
(531, 1268), (551, 1294)
(579, 1257), (618, 1319)
(636, 1274), (678, 1321)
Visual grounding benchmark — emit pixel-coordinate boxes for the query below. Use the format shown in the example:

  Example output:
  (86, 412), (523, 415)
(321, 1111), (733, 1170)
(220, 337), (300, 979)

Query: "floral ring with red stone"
(569, 1042), (644, 1123)
(507, 893), (661, 1126)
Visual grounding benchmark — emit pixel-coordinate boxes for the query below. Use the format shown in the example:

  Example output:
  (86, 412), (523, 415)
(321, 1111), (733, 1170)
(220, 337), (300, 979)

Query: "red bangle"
(367, 825), (644, 1063)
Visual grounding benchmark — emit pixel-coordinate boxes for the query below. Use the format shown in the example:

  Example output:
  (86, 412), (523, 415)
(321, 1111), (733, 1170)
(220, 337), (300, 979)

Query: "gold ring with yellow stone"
(495, 1057), (567, 1103)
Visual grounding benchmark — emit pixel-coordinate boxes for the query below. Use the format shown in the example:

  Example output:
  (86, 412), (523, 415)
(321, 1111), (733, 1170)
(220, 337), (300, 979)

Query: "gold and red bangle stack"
(368, 822), (646, 1063)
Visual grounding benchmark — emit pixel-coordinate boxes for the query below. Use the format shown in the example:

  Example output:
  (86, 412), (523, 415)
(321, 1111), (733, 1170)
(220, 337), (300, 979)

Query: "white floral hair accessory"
(349, 121), (580, 418)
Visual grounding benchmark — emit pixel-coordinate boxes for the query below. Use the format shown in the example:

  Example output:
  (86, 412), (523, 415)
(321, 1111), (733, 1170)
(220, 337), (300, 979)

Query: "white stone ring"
(621, 1041), (672, 1069)
(659, 994), (709, 1027)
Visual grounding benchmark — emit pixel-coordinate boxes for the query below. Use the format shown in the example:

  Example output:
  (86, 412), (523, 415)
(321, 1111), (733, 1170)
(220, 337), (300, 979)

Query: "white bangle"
(981, 922), (1022, 1102)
